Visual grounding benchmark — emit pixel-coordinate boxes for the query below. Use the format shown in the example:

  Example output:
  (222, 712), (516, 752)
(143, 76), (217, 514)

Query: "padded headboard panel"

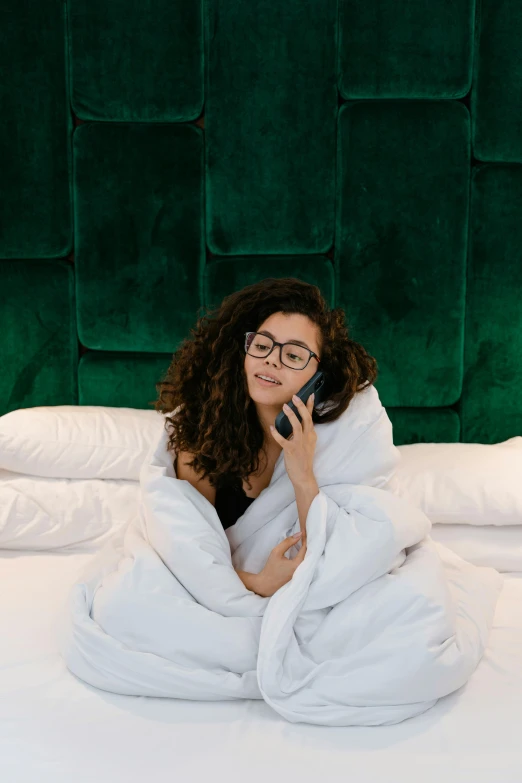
(1, 0), (521, 446)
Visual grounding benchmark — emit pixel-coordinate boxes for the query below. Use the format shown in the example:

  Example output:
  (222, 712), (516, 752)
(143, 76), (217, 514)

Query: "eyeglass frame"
(243, 331), (321, 371)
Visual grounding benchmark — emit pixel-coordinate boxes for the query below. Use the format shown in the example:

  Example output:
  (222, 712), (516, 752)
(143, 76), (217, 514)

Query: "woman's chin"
(249, 390), (283, 407)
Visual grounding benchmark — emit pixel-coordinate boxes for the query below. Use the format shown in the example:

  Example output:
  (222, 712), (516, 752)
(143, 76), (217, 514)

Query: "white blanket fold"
(60, 385), (504, 726)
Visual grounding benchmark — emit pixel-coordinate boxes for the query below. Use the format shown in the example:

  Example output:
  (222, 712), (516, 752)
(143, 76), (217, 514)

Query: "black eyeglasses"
(244, 331), (321, 370)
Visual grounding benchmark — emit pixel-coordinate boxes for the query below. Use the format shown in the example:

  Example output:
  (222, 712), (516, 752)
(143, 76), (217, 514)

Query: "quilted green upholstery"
(1, 0), (521, 446)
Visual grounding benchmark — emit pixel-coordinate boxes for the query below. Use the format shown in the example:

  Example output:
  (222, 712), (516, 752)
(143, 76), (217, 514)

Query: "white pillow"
(388, 437), (522, 526)
(429, 524), (522, 573)
(0, 468), (138, 550)
(0, 406), (166, 480)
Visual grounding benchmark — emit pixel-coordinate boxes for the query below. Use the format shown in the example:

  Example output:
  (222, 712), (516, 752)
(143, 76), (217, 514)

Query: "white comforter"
(60, 385), (504, 726)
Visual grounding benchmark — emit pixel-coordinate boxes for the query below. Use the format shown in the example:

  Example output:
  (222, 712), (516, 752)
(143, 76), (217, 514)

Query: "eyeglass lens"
(246, 332), (309, 369)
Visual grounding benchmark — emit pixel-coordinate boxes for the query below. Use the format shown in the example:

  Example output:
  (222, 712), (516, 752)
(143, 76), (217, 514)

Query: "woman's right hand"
(256, 533), (307, 598)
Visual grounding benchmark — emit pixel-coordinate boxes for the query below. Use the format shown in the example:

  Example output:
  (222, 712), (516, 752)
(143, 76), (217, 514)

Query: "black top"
(215, 480), (255, 530)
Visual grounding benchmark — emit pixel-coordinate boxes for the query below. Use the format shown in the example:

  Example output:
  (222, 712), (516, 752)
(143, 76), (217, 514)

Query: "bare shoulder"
(175, 450), (216, 506)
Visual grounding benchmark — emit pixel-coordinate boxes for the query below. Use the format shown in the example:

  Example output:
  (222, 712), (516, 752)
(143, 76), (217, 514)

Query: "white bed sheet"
(0, 549), (521, 783)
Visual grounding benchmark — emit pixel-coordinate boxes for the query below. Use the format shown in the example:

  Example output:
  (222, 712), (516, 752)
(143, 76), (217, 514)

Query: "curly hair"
(150, 277), (378, 490)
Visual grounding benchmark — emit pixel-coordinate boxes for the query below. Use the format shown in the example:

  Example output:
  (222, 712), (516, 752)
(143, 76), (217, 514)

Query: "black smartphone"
(274, 370), (329, 439)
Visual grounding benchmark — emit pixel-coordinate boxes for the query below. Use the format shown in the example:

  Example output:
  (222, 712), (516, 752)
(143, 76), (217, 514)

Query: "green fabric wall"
(1, 0), (521, 446)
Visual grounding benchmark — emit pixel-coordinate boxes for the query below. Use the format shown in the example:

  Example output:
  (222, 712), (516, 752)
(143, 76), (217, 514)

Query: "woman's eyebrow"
(259, 330), (311, 350)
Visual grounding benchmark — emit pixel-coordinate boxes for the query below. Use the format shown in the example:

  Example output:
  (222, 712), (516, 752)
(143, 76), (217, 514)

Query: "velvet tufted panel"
(1, 0), (521, 446)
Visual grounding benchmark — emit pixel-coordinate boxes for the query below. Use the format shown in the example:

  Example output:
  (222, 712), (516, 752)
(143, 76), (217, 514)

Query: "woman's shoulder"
(175, 450), (217, 507)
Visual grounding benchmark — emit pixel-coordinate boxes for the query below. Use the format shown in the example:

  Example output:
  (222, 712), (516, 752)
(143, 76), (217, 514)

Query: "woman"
(153, 276), (378, 597)
(64, 278), (501, 725)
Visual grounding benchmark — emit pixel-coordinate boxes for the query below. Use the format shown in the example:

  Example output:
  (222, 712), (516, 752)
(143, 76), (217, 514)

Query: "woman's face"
(244, 311), (322, 411)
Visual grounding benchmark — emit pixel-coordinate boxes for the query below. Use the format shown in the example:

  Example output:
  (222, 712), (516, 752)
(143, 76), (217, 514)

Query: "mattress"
(0, 548), (521, 783)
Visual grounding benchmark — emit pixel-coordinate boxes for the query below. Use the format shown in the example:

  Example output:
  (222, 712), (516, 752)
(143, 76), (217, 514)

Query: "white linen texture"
(0, 468), (138, 551)
(58, 384), (504, 726)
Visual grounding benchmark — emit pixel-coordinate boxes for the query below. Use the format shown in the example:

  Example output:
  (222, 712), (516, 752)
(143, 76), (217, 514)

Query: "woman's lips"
(255, 375), (282, 388)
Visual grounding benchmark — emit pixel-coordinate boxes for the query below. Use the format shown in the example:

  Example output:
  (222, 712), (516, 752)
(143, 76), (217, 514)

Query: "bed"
(0, 551), (521, 782)
(1, 405), (521, 782)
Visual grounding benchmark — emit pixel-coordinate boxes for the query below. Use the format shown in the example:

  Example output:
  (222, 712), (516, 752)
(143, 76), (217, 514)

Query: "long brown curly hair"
(150, 277), (378, 489)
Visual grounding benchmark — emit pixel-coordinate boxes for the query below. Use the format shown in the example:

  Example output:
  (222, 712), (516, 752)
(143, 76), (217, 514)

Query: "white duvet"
(60, 385), (504, 726)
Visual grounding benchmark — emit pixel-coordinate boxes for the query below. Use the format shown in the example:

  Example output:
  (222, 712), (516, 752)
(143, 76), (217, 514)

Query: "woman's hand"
(256, 533), (307, 597)
(269, 392), (317, 486)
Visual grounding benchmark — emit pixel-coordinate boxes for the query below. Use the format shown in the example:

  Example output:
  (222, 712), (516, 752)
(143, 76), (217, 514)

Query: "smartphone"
(274, 370), (329, 439)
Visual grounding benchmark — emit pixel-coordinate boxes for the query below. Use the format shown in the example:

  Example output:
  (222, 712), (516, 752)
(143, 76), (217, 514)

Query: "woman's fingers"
(290, 393), (314, 430)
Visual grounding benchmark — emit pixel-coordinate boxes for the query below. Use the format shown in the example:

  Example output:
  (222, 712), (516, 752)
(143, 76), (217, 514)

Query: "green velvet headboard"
(1, 0), (521, 447)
